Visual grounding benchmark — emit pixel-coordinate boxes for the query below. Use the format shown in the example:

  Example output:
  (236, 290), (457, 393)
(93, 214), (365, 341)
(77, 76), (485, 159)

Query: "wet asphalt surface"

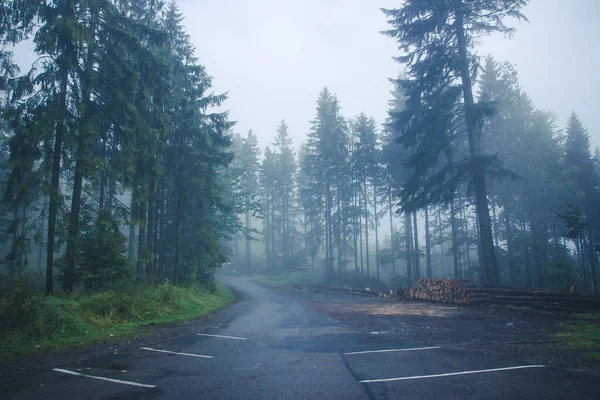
(2, 276), (600, 399)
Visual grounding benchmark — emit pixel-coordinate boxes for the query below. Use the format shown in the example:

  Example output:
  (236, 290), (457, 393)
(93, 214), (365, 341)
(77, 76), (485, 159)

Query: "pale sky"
(176, 0), (600, 150)
(12, 0), (600, 151)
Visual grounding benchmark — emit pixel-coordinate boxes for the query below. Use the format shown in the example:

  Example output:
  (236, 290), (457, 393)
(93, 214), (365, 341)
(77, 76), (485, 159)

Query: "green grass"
(0, 282), (234, 360)
(556, 312), (600, 361)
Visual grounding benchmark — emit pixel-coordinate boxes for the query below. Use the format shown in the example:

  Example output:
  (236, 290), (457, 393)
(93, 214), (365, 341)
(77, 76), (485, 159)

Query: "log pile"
(406, 278), (490, 305)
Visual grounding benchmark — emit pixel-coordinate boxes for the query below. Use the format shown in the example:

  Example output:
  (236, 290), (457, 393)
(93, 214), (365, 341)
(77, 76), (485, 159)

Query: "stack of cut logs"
(407, 278), (490, 305)
(405, 279), (600, 309)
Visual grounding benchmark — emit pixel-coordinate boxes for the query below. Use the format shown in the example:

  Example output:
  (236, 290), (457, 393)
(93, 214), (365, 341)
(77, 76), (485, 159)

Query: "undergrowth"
(0, 281), (234, 359)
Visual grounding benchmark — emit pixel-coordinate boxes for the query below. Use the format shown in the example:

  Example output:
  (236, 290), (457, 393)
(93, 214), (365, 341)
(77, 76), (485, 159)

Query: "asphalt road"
(3, 276), (599, 399)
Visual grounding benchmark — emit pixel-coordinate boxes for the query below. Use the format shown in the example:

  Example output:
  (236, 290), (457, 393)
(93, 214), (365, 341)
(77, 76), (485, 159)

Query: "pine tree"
(240, 130), (261, 272)
(351, 114), (379, 278)
(303, 88), (346, 275)
(272, 120), (297, 266)
(562, 113), (600, 293)
(260, 146), (277, 272)
(381, 0), (528, 285)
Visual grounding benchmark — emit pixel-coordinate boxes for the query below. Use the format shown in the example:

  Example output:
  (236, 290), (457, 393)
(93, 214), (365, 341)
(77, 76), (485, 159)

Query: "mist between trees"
(1, 0), (599, 298)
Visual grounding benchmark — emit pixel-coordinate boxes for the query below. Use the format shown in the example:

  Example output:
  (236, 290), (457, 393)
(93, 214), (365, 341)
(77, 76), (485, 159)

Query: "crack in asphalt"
(340, 353), (382, 400)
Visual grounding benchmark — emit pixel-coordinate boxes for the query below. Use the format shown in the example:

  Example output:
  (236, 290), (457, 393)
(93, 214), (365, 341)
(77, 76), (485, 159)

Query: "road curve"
(2, 276), (599, 399)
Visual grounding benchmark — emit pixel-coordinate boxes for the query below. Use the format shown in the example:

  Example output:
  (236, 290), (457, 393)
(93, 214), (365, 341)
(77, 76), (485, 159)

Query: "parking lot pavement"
(2, 277), (600, 400)
(342, 342), (598, 399)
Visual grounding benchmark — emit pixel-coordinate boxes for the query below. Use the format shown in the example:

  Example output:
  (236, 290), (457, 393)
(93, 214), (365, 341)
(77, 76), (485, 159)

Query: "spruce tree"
(381, 0), (528, 285)
(240, 130), (261, 271)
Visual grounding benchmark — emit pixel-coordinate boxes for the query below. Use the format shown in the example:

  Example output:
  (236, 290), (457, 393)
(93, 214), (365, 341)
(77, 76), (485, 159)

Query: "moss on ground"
(556, 312), (600, 361)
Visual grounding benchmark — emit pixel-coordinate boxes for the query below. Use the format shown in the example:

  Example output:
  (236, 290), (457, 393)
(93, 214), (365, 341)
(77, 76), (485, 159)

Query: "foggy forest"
(1, 0), (599, 366)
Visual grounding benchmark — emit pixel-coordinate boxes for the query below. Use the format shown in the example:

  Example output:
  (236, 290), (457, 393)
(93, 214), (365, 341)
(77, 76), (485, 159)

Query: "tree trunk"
(146, 176), (156, 278)
(38, 215), (45, 273)
(359, 190), (364, 275)
(491, 197), (499, 248)
(451, 202), (460, 279)
(235, 233), (239, 259)
(475, 211), (484, 283)
(405, 212), (413, 285)
(264, 191), (275, 271)
(63, 3), (98, 292)
(264, 187), (270, 271)
(336, 187), (342, 273)
(63, 153), (84, 291)
(137, 225), (146, 279)
(412, 211), (420, 280)
(46, 80), (67, 294)
(454, 0), (499, 285)
(157, 183), (166, 279)
(328, 187), (334, 273)
(353, 193), (359, 275)
(106, 131), (118, 216)
(505, 210), (516, 285)
(388, 182), (396, 276)
(154, 182), (160, 272)
(245, 197), (251, 272)
(439, 209), (445, 277)
(363, 177), (370, 278)
(373, 184), (380, 281)
(270, 186), (276, 271)
(324, 187), (330, 274)
(575, 238), (587, 290)
(99, 137), (107, 209)
(531, 216), (543, 289)
(342, 190), (348, 272)
(129, 191), (136, 259)
(173, 135), (184, 284)
(173, 188), (182, 284)
(586, 231), (599, 294)
(462, 207), (471, 276)
(304, 208), (308, 268)
(282, 182), (288, 260)
(18, 208), (28, 274)
(519, 185), (533, 288)
(425, 206), (432, 278)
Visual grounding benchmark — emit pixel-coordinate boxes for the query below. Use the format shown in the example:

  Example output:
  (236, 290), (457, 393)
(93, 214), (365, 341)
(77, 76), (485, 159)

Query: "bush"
(78, 212), (131, 291)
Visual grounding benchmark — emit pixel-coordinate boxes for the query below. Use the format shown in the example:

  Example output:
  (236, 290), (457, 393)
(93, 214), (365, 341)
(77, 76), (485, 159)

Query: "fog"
(3, 2), (600, 388)
(175, 0), (599, 148)
(12, 1), (598, 147)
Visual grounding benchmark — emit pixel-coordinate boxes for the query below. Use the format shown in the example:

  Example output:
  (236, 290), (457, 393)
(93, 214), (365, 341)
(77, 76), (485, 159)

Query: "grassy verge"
(254, 269), (391, 292)
(0, 282), (234, 360)
(254, 269), (324, 287)
(556, 312), (600, 362)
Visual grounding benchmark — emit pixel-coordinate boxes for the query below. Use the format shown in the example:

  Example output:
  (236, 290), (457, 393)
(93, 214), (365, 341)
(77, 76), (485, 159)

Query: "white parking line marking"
(196, 333), (247, 340)
(140, 347), (213, 358)
(359, 365), (547, 383)
(345, 346), (441, 355)
(52, 368), (156, 388)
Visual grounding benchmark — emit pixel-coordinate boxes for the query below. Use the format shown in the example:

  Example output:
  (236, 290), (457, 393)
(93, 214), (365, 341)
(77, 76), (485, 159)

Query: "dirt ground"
(283, 286), (600, 374)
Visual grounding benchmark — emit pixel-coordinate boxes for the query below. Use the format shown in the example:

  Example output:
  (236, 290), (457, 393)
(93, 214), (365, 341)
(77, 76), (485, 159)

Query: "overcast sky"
(12, 0), (600, 152)
(176, 0), (600, 151)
